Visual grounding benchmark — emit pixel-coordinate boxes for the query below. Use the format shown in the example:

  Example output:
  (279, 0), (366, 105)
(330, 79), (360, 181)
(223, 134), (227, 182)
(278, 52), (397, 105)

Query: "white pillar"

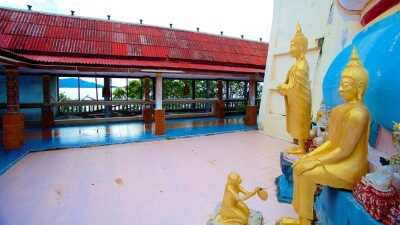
(155, 73), (163, 109)
(249, 79), (256, 106)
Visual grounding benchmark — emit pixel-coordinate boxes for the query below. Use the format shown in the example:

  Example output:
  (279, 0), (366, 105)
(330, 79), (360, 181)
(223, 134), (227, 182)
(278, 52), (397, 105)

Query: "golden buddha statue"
(215, 172), (267, 225)
(278, 48), (370, 225)
(277, 23), (311, 155)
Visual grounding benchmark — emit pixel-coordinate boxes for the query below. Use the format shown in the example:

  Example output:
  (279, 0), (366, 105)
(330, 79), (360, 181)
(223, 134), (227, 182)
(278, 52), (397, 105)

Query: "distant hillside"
(59, 78), (104, 88)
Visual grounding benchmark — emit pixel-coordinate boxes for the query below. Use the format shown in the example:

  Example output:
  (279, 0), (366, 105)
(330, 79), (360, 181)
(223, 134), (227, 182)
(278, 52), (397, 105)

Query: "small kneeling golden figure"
(216, 172), (267, 225)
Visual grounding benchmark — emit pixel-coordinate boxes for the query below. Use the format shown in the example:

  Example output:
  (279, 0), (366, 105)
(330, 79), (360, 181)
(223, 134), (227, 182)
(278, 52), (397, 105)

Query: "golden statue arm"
(298, 141), (332, 161)
(277, 70), (291, 95)
(238, 186), (261, 201)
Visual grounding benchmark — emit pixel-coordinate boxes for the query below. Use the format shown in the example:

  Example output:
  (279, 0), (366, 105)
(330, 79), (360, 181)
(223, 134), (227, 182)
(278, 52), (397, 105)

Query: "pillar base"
(245, 105), (258, 126)
(2, 112), (24, 150)
(42, 108), (54, 128)
(154, 109), (166, 135)
(142, 106), (153, 123)
(214, 100), (225, 119)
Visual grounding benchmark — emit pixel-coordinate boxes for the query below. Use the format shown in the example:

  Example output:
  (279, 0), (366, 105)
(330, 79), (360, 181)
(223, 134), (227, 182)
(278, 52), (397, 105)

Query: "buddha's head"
(227, 172), (242, 185)
(290, 23), (308, 58)
(339, 48), (369, 102)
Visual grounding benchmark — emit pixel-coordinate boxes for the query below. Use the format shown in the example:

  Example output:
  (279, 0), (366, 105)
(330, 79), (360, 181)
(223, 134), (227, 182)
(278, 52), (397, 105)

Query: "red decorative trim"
(361, 0), (400, 26)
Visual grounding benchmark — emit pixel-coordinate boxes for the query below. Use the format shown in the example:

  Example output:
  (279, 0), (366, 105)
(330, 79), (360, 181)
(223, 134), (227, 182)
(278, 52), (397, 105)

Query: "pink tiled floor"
(0, 131), (296, 225)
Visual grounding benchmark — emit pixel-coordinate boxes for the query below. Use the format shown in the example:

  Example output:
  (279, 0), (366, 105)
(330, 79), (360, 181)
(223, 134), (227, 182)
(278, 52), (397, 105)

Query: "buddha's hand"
(293, 160), (321, 176)
(277, 84), (287, 95)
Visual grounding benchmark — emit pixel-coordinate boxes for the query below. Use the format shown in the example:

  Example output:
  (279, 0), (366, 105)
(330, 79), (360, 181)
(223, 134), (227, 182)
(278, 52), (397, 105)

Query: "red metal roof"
(0, 8), (267, 74)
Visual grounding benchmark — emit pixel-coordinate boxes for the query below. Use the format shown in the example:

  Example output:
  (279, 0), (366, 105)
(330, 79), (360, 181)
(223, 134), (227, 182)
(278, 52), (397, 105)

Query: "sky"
(0, 0), (274, 42)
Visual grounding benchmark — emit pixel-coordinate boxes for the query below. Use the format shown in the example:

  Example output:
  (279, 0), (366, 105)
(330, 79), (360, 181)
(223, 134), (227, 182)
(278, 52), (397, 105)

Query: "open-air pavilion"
(0, 7), (267, 153)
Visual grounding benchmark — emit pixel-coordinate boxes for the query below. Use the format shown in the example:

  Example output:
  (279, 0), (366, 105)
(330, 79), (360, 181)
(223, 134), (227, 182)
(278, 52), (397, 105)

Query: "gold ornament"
(215, 172), (267, 225)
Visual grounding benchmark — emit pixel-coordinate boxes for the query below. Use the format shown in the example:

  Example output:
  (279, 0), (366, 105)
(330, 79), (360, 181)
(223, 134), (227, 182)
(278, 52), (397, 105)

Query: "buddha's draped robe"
(283, 58), (311, 140)
(292, 102), (370, 219)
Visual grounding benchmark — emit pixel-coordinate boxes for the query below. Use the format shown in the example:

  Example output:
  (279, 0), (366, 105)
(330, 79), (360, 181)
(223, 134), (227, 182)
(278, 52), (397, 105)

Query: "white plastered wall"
(258, 0), (362, 141)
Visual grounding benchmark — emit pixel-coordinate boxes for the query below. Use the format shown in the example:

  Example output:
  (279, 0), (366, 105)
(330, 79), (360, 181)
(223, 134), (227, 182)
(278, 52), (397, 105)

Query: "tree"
(59, 92), (71, 101)
(163, 79), (191, 99)
(112, 79), (144, 100)
(127, 79), (143, 99)
(112, 87), (127, 100)
(229, 81), (246, 99)
(257, 82), (263, 99)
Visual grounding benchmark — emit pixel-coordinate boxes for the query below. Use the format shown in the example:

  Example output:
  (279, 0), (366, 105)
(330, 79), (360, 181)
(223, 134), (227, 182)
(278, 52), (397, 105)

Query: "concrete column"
(2, 67), (24, 150)
(103, 77), (112, 117)
(42, 75), (54, 128)
(142, 77), (153, 123)
(155, 74), (163, 110)
(154, 73), (165, 135)
(245, 78), (257, 126)
(214, 80), (225, 119)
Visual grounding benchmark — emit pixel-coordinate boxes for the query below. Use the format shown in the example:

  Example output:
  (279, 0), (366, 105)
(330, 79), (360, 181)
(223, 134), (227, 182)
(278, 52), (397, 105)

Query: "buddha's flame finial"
(296, 22), (302, 32)
(294, 22), (305, 39)
(347, 48), (363, 68)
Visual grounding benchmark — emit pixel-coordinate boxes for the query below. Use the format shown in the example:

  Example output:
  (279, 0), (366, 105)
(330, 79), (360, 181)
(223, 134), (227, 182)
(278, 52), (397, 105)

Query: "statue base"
(207, 204), (263, 225)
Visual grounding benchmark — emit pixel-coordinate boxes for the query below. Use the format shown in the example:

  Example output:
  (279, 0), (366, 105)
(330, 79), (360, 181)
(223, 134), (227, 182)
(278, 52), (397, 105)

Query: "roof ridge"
(0, 6), (267, 44)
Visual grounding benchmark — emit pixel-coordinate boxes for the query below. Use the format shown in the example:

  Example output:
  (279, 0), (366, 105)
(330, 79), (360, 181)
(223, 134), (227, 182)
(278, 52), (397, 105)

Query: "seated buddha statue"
(279, 48), (371, 225)
(277, 23), (312, 155)
(216, 172), (267, 225)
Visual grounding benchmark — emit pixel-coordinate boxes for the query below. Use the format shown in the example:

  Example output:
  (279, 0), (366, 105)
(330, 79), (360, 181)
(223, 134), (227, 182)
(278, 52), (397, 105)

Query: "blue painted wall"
(0, 74), (57, 123)
(323, 12), (400, 132)
(19, 75), (43, 121)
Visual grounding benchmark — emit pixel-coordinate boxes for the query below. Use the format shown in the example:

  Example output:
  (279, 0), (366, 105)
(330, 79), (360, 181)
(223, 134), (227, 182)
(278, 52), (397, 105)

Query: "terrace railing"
(224, 99), (248, 113)
(44, 98), (258, 118)
(54, 100), (150, 117)
(163, 99), (216, 114)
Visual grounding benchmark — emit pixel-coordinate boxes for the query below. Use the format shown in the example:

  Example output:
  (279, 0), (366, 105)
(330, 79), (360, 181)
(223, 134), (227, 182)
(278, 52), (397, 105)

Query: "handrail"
(1, 98), (257, 116)
(53, 100), (153, 107)
(163, 98), (217, 104)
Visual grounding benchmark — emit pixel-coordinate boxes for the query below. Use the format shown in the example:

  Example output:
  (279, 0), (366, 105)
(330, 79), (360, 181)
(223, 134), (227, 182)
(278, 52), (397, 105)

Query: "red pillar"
(42, 75), (54, 128)
(142, 77), (153, 123)
(214, 80), (225, 119)
(245, 79), (257, 126)
(2, 67), (24, 150)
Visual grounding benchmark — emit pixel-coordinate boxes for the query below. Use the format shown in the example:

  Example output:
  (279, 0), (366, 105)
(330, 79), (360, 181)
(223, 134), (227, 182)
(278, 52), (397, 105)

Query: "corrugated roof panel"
(0, 34), (11, 48)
